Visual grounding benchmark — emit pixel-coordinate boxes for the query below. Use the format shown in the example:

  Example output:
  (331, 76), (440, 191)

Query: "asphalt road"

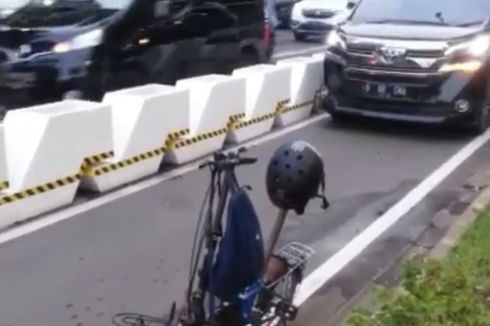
(0, 31), (488, 326)
(273, 29), (326, 59)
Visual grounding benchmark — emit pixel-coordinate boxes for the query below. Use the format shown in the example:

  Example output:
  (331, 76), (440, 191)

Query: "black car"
(0, 0), (271, 109)
(323, 0), (490, 133)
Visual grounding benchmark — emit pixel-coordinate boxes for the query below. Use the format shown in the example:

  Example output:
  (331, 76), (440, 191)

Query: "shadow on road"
(325, 116), (475, 142)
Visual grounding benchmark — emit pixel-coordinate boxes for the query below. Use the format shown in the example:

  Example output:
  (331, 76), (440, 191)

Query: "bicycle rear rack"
(266, 242), (315, 290)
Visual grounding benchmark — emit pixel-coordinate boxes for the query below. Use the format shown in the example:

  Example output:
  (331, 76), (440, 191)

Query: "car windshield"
(350, 0), (490, 27)
(27, 0), (133, 10)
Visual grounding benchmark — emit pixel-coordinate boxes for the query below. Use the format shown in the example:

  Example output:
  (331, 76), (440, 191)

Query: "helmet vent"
(297, 155), (303, 161)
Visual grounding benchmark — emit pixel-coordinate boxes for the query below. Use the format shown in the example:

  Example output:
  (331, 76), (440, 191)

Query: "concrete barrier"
(0, 100), (112, 229)
(276, 56), (324, 126)
(231, 64), (291, 142)
(82, 84), (190, 192)
(0, 58), (326, 224)
(312, 52), (325, 60)
(0, 126), (7, 192)
(167, 75), (246, 164)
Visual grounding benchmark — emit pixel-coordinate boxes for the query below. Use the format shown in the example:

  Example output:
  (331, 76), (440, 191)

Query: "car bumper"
(0, 48), (94, 110)
(291, 21), (334, 35)
(324, 56), (487, 126)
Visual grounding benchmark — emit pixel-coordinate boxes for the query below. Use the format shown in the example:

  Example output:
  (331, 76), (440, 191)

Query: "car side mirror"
(154, 0), (170, 18)
(347, 1), (356, 9)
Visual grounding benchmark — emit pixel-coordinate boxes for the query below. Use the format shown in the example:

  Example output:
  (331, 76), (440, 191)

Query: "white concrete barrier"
(167, 75), (246, 164)
(276, 56), (324, 126)
(0, 100), (112, 229)
(0, 126), (7, 192)
(231, 64), (291, 142)
(82, 84), (190, 192)
(312, 52), (325, 60)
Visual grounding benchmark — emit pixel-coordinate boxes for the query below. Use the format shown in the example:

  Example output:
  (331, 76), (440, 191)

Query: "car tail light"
(263, 21), (272, 46)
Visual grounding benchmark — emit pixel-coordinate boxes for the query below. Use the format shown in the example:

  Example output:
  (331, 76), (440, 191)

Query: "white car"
(290, 0), (356, 41)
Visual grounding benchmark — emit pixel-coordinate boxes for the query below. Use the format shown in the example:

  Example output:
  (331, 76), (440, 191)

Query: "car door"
(179, 0), (240, 77)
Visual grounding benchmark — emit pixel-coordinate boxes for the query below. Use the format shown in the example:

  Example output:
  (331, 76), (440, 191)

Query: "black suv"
(323, 0), (490, 133)
(0, 0), (271, 110)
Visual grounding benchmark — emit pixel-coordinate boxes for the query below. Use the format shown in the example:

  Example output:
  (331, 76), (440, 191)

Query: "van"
(0, 0), (272, 109)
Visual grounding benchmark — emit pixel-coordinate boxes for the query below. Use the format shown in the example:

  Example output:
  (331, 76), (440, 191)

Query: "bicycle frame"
(112, 147), (317, 326)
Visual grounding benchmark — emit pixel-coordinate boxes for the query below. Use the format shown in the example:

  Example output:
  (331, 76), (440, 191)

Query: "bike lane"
(0, 118), (470, 326)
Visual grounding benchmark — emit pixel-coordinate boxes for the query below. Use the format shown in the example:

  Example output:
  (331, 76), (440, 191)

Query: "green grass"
(344, 206), (490, 326)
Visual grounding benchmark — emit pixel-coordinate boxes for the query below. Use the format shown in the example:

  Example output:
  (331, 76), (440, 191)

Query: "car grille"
(346, 43), (445, 58)
(302, 9), (336, 19)
(345, 42), (445, 73)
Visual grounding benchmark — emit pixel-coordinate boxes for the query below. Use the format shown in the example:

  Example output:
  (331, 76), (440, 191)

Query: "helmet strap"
(317, 172), (330, 210)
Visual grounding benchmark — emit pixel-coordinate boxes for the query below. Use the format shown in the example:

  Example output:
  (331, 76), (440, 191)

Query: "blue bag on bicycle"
(212, 179), (265, 301)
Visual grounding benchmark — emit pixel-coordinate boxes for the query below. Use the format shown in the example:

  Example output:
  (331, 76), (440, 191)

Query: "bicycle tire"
(112, 313), (169, 326)
(272, 267), (303, 325)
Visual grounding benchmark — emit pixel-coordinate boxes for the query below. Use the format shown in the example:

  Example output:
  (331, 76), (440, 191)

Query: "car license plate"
(363, 83), (407, 98)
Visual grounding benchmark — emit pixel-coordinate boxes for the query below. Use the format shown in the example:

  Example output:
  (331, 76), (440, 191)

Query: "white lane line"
(294, 128), (490, 306)
(0, 113), (329, 245)
(272, 46), (326, 60)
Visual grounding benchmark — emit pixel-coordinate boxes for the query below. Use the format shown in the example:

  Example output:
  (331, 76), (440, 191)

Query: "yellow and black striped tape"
(282, 100), (315, 114)
(276, 99), (291, 112)
(166, 128), (190, 143)
(227, 113), (246, 131)
(83, 151), (114, 166)
(87, 127), (190, 177)
(230, 99), (291, 131)
(84, 147), (166, 177)
(234, 112), (277, 129)
(0, 174), (81, 207)
(165, 128), (191, 147)
(0, 181), (8, 191)
(174, 128), (228, 149)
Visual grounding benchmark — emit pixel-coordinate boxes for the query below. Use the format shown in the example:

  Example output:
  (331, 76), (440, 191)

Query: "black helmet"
(266, 141), (329, 215)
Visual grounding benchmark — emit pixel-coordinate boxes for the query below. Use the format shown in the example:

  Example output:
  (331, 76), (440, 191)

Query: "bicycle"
(113, 146), (328, 326)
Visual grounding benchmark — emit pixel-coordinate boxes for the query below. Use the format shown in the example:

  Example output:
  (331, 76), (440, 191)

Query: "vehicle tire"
(240, 49), (261, 67)
(294, 32), (306, 42)
(467, 89), (490, 135)
(329, 111), (351, 125)
(471, 101), (490, 135)
(82, 57), (110, 102)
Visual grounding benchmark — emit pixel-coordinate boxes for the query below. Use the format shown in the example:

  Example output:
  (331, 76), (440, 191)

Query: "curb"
(429, 184), (490, 259)
(322, 165), (490, 326)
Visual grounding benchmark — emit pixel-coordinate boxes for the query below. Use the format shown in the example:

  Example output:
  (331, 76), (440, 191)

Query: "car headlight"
(445, 34), (490, 57)
(53, 29), (103, 53)
(326, 30), (346, 50)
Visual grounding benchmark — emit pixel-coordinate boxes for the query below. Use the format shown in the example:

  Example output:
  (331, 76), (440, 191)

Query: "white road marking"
(272, 46), (327, 60)
(0, 113), (329, 245)
(294, 128), (490, 306)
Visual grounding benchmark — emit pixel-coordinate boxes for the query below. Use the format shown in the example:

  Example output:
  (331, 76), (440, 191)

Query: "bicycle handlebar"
(198, 148), (257, 169)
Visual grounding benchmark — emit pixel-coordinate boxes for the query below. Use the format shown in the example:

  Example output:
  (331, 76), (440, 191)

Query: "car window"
(28, 0), (134, 10)
(350, 0), (490, 26)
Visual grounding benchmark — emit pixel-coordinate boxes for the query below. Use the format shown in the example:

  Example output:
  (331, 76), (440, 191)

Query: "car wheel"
(470, 103), (490, 135)
(329, 111), (350, 125)
(294, 32), (306, 42)
(240, 49), (261, 67)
